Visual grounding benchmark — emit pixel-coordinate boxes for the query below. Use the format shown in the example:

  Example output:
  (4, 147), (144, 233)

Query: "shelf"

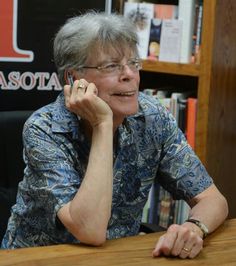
(141, 60), (201, 77)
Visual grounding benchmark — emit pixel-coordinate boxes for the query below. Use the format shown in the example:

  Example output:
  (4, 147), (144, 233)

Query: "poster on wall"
(0, 0), (107, 111)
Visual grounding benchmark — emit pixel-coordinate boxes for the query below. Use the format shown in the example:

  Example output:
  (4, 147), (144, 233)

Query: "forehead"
(87, 42), (137, 64)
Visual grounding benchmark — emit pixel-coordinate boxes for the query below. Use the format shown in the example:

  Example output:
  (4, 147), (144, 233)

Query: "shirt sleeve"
(22, 116), (82, 231)
(154, 103), (213, 200)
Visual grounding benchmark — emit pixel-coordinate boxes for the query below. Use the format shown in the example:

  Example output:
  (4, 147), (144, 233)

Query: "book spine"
(141, 185), (152, 223)
(191, 2), (199, 63)
(186, 98), (197, 150)
(148, 180), (160, 224)
(194, 2), (203, 64)
(178, 0), (196, 63)
(178, 98), (187, 133)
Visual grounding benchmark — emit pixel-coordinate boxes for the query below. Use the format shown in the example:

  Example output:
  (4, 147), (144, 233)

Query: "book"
(178, 200), (190, 224)
(147, 4), (178, 60)
(158, 189), (175, 228)
(178, 0), (196, 63)
(154, 4), (178, 19)
(191, 2), (199, 63)
(194, 1), (203, 64)
(170, 92), (189, 123)
(159, 19), (182, 63)
(147, 18), (162, 60)
(191, 0), (203, 63)
(124, 2), (154, 59)
(147, 179), (160, 224)
(141, 187), (151, 223)
(186, 98), (198, 150)
(178, 97), (188, 133)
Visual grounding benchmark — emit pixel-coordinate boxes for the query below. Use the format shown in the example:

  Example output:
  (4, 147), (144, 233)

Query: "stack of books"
(123, 0), (203, 63)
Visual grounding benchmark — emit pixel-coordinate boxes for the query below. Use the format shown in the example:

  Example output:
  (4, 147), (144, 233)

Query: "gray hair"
(53, 11), (139, 85)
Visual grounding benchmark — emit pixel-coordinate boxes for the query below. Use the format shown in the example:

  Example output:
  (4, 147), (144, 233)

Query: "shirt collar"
(119, 93), (146, 146)
(50, 92), (145, 142)
(51, 93), (80, 139)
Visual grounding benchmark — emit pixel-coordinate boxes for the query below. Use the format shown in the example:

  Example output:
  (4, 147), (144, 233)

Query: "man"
(2, 12), (228, 259)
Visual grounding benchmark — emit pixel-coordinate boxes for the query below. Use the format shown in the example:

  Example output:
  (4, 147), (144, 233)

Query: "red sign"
(0, 0), (34, 62)
(0, 0), (106, 111)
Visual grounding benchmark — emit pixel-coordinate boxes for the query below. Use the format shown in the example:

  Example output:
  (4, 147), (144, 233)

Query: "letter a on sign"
(0, 0), (34, 62)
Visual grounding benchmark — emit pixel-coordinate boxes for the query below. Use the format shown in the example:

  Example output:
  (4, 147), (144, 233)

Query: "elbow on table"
(222, 194), (229, 220)
(76, 230), (107, 246)
(66, 218), (108, 246)
(88, 237), (107, 247)
(58, 202), (108, 246)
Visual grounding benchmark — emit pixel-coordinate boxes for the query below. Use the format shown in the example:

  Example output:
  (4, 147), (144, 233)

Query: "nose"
(119, 66), (133, 82)
(120, 63), (135, 76)
(119, 66), (139, 84)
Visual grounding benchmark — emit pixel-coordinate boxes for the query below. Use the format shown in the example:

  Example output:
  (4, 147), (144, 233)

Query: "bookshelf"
(142, 60), (200, 76)
(115, 0), (236, 218)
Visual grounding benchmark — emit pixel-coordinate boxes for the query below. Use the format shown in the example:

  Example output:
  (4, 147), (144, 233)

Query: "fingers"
(152, 224), (203, 259)
(180, 236), (203, 259)
(152, 225), (178, 257)
(86, 83), (98, 96)
(77, 81), (87, 90)
(63, 78), (112, 127)
(66, 78), (98, 98)
(70, 79), (88, 97)
(171, 224), (193, 257)
(64, 79), (95, 109)
(177, 224), (203, 259)
(152, 235), (165, 257)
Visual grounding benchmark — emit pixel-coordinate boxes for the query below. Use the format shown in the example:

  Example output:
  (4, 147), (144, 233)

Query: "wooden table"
(1, 219), (236, 266)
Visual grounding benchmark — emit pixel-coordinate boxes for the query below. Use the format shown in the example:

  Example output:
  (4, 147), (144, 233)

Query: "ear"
(64, 70), (74, 86)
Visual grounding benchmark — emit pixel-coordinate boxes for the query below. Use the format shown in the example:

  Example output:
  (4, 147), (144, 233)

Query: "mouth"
(113, 91), (136, 96)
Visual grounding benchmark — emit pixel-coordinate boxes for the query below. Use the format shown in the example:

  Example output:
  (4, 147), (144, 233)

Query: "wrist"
(91, 119), (113, 148)
(94, 117), (113, 129)
(183, 222), (204, 239)
(185, 218), (209, 239)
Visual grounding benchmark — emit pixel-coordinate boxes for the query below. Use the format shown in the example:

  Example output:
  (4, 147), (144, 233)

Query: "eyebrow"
(97, 56), (139, 65)
(96, 58), (121, 65)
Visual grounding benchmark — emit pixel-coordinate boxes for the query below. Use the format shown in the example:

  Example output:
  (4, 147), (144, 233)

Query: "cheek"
(95, 78), (118, 100)
(82, 75), (111, 99)
(96, 87), (114, 106)
(97, 91), (110, 102)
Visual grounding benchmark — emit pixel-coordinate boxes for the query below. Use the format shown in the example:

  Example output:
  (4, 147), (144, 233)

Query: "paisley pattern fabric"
(1, 92), (213, 248)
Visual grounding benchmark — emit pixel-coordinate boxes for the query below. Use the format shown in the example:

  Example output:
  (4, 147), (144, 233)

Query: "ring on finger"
(77, 81), (86, 90)
(182, 247), (191, 253)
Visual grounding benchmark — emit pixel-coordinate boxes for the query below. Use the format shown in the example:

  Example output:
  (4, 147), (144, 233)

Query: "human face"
(77, 52), (140, 125)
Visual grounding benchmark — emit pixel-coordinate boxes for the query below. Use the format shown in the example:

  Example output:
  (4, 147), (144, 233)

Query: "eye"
(103, 63), (119, 72)
(129, 60), (137, 66)
(128, 59), (141, 69)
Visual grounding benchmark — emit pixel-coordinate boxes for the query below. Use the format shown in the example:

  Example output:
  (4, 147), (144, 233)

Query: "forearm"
(71, 121), (113, 237)
(185, 184), (228, 236)
(153, 185), (228, 258)
(58, 120), (113, 245)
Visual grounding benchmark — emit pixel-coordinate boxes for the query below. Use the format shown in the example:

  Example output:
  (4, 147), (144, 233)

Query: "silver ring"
(77, 83), (86, 90)
(182, 247), (191, 253)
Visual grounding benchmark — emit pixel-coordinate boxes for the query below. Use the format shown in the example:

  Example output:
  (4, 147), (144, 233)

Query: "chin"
(126, 108), (138, 116)
(115, 106), (139, 118)
(112, 100), (139, 118)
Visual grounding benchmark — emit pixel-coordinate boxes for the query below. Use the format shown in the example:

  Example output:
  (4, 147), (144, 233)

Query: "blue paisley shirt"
(1, 92), (212, 249)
